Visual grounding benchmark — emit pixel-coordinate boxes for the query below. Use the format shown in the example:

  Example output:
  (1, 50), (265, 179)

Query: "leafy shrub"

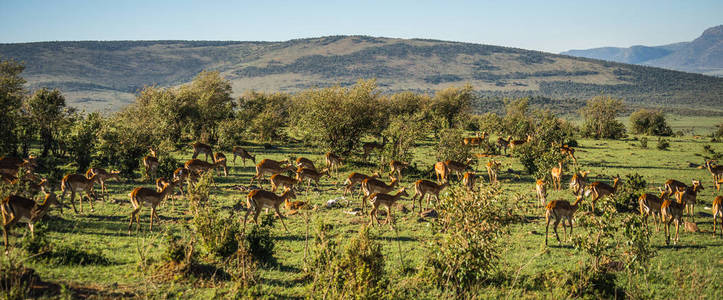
(621, 214), (655, 274)
(163, 234), (194, 264)
(612, 173), (646, 212)
(66, 112), (102, 172)
(243, 214), (276, 265)
(22, 228), (111, 266)
(629, 109), (672, 136)
(639, 137), (648, 148)
(0, 253), (34, 300)
(192, 205), (239, 259)
(434, 128), (471, 162)
(580, 96), (626, 139)
(656, 138), (670, 150)
(477, 112), (503, 135)
(380, 113), (425, 164)
(215, 118), (247, 150)
(155, 155), (180, 181)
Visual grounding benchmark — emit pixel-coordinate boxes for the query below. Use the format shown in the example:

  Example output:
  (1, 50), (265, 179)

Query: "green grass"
(4, 134), (723, 298)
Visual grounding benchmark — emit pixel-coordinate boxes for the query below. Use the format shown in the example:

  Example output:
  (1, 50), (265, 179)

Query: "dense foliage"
(629, 109), (672, 136)
(580, 96), (627, 139)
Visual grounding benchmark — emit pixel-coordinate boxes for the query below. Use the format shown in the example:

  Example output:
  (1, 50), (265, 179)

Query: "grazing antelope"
(360, 176), (399, 211)
(705, 160), (723, 183)
(444, 158), (474, 182)
(325, 152), (343, 174)
(389, 160), (408, 179)
(2, 191), (61, 251)
(712, 196), (722, 236)
(184, 158), (221, 175)
(639, 189), (667, 231)
(586, 175), (621, 213)
(550, 161), (563, 190)
(362, 142), (384, 161)
(496, 137), (509, 155)
(463, 172), (476, 191)
(191, 142), (213, 161)
(486, 160), (501, 184)
(270, 174), (297, 192)
(232, 146), (256, 166)
(676, 180), (703, 220)
(0, 155), (37, 176)
(60, 173), (100, 213)
(369, 188), (409, 227)
(242, 188), (295, 232)
(128, 181), (177, 234)
(411, 179), (449, 212)
(295, 157), (317, 171)
(662, 187), (688, 245)
(295, 167), (330, 190)
(536, 179), (547, 207)
(344, 172), (380, 197)
(85, 168), (120, 201)
(249, 159), (294, 187)
(142, 148), (159, 180)
(569, 171), (590, 196)
(545, 195), (583, 246)
(214, 152), (228, 176)
(434, 161), (450, 184)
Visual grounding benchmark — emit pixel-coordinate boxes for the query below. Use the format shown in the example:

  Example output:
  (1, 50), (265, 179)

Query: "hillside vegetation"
(1, 36), (722, 113)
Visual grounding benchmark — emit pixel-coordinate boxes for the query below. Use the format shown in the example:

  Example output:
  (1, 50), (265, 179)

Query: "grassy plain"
(3, 120), (723, 298)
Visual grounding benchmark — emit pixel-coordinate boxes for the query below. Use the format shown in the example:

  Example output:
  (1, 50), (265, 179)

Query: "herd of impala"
(1, 134), (723, 252)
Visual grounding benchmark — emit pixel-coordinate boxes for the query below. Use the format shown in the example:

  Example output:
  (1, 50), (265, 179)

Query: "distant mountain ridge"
(561, 25), (723, 76)
(1, 36), (722, 113)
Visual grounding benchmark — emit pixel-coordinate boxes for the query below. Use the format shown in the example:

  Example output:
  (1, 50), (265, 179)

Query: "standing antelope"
(712, 196), (722, 236)
(445, 158), (474, 182)
(560, 145), (577, 164)
(360, 176), (399, 211)
(191, 142), (213, 162)
(586, 175), (621, 213)
(85, 168), (120, 201)
(676, 180), (703, 220)
(705, 160), (723, 183)
(486, 160), (501, 184)
(389, 160), (408, 179)
(213, 152), (229, 176)
(295, 157), (317, 171)
(325, 152), (343, 174)
(434, 161), (450, 184)
(369, 188), (409, 227)
(569, 171), (590, 196)
(249, 159), (294, 187)
(142, 148), (159, 180)
(463, 172), (476, 191)
(242, 188), (295, 232)
(639, 189), (667, 231)
(344, 172), (380, 197)
(507, 136), (527, 152)
(362, 142), (384, 161)
(60, 173), (101, 213)
(270, 174), (297, 192)
(232, 146), (256, 166)
(536, 179), (547, 207)
(128, 181), (177, 234)
(411, 179), (449, 212)
(550, 161), (563, 191)
(662, 187), (689, 245)
(545, 195), (583, 246)
(2, 191), (61, 251)
(664, 179), (688, 196)
(296, 167), (330, 190)
(496, 137), (509, 155)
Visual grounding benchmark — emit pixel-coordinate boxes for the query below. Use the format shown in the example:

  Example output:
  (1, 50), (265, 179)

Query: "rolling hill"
(1, 36), (722, 113)
(562, 25), (723, 77)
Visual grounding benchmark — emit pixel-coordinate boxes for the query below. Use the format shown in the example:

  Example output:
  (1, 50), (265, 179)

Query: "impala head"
(148, 147), (156, 157)
(675, 186), (687, 203)
(580, 171), (590, 178)
(283, 188), (296, 200)
(370, 171), (381, 179)
(397, 187), (409, 198)
(692, 180), (704, 191)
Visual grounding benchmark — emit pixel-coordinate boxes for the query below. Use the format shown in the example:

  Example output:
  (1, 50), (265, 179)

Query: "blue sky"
(1, 0), (720, 53)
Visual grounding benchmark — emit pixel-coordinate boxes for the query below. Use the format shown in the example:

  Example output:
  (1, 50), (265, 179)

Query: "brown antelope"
(214, 152), (228, 176)
(705, 160), (723, 183)
(411, 179), (449, 212)
(2, 191), (61, 251)
(712, 196), (722, 236)
(295, 157), (317, 171)
(639, 189), (667, 231)
(545, 195), (583, 246)
(662, 187), (689, 245)
(85, 168), (120, 201)
(360, 176), (399, 211)
(716, 178), (723, 192)
(585, 175), (621, 213)
(463, 132), (485, 148)
(550, 161), (563, 190)
(249, 159), (294, 187)
(344, 172), (380, 196)
(270, 174), (297, 192)
(0, 155), (37, 176)
(369, 188), (409, 227)
(486, 160), (501, 184)
(445, 158), (474, 182)
(676, 180), (703, 220)
(242, 188), (295, 231)
(463, 172), (476, 190)
(325, 152), (343, 174)
(434, 161), (450, 184)
(507, 136), (527, 152)
(664, 179), (688, 196)
(172, 167), (192, 195)
(569, 170), (590, 196)
(232, 146), (256, 166)
(560, 145), (577, 164)
(184, 158), (221, 175)
(362, 142), (384, 160)
(496, 137), (509, 155)
(128, 181), (177, 234)
(389, 160), (408, 179)
(60, 173), (100, 213)
(142, 148), (159, 180)
(536, 179), (547, 207)
(191, 142), (213, 161)
(295, 167), (330, 190)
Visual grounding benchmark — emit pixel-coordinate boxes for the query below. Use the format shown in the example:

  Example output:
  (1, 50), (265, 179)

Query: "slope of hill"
(1, 36), (722, 113)
(561, 25), (723, 76)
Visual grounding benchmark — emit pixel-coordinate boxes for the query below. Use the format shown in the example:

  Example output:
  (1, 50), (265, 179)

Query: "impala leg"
(128, 207), (140, 234)
(387, 207), (394, 229)
(713, 214), (717, 236)
(568, 217), (573, 241)
(72, 191), (81, 213)
(664, 217), (671, 245)
(242, 209), (252, 232)
(274, 206), (289, 232)
(545, 214), (550, 246)
(369, 206), (377, 226)
(150, 207), (156, 231)
(561, 217), (568, 242)
(86, 190), (95, 212)
(553, 218), (561, 245)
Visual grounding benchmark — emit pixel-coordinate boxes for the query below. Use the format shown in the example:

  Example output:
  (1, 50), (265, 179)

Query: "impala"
(496, 137), (509, 155)
(232, 146), (256, 166)
(270, 174), (297, 192)
(295, 167), (330, 190)
(704, 160), (723, 183)
(60, 173), (100, 213)
(85, 168), (120, 201)
(445, 158), (474, 182)
(676, 180), (703, 220)
(536, 179), (547, 207)
(360, 176), (399, 211)
(585, 175), (621, 213)
(249, 159), (294, 187)
(325, 152), (343, 174)
(639, 189), (667, 231)
(142, 148), (159, 180)
(213, 152), (229, 176)
(191, 142), (213, 161)
(712, 195), (722, 236)
(242, 188), (295, 232)
(389, 160), (408, 179)
(569, 171), (590, 196)
(369, 188), (409, 227)
(172, 167), (192, 195)
(362, 142), (384, 161)
(663, 179), (688, 196)
(411, 179), (449, 212)
(545, 195), (583, 246)
(463, 172), (476, 190)
(662, 187), (689, 245)
(486, 160), (501, 184)
(0, 155), (37, 176)
(463, 132), (486, 148)
(184, 158), (222, 175)
(343, 172), (380, 196)
(2, 191), (61, 251)
(295, 157), (317, 171)
(128, 181), (177, 233)
(507, 136), (527, 152)
(550, 162), (563, 191)
(434, 161), (450, 184)
(560, 144), (577, 164)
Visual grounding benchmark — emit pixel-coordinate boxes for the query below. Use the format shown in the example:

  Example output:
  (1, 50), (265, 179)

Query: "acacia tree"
(581, 96), (626, 139)
(629, 109), (672, 136)
(428, 85), (474, 131)
(25, 88), (73, 157)
(0, 58), (26, 156)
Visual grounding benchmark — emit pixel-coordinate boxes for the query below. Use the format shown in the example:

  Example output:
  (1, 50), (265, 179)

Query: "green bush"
(580, 96), (626, 139)
(629, 109), (672, 136)
(243, 214), (276, 265)
(656, 138), (670, 150)
(639, 137), (648, 148)
(434, 128), (471, 162)
(612, 173), (646, 213)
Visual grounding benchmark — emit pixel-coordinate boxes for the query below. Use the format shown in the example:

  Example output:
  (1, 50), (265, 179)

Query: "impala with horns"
(232, 146), (256, 166)
(411, 179), (449, 212)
